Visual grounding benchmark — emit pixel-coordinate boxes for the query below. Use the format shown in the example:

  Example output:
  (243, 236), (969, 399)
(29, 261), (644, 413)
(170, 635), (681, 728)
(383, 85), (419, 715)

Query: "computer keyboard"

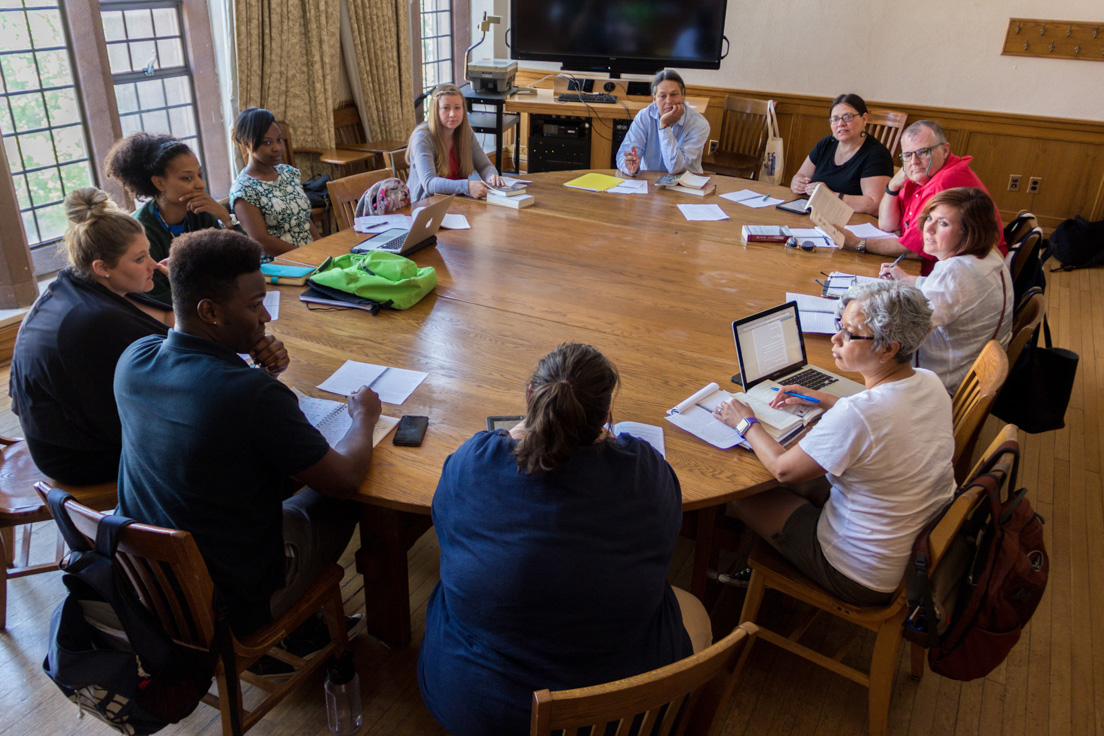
(786, 368), (839, 391)
(557, 93), (618, 104)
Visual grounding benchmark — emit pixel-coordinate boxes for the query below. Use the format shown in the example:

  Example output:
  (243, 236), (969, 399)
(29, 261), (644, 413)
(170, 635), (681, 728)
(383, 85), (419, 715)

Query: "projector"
(466, 59), (517, 94)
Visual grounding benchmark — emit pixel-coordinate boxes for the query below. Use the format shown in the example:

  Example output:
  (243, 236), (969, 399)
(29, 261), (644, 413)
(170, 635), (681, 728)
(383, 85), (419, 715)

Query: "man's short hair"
(903, 120), (947, 145)
(651, 69), (686, 95)
(169, 230), (262, 315)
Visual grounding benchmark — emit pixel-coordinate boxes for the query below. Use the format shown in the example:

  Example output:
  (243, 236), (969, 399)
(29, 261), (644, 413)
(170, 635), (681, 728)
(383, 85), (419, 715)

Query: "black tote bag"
(991, 316), (1078, 433)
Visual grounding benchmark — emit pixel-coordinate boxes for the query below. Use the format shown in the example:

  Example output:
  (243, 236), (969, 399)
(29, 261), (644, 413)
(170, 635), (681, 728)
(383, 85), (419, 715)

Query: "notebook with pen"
(731, 302), (865, 405)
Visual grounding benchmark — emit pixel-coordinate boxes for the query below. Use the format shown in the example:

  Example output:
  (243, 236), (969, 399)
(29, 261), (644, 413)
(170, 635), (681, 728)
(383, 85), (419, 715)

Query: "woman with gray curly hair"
(714, 280), (956, 605)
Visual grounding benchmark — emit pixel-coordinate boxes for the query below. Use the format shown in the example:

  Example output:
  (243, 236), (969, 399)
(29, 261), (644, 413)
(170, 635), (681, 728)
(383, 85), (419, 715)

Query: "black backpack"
(1045, 216), (1104, 271)
(43, 489), (216, 735)
(903, 441), (1048, 681)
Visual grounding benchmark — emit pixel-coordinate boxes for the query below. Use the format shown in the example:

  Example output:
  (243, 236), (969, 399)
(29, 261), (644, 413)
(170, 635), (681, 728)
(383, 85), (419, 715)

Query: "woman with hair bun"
(105, 132), (235, 304)
(9, 187), (171, 485)
(419, 342), (710, 736)
(789, 93), (893, 215)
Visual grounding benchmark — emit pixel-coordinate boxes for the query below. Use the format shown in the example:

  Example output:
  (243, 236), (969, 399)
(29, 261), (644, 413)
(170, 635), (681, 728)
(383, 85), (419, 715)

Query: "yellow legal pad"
(563, 172), (625, 192)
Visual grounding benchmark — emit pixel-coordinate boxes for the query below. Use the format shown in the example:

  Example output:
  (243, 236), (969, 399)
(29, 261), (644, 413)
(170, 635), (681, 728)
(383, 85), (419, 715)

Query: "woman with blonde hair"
(405, 84), (504, 201)
(10, 187), (171, 484)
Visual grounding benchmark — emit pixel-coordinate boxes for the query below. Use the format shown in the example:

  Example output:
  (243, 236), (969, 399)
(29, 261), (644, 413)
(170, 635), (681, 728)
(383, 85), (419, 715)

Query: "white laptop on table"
(731, 301), (865, 399)
(351, 195), (453, 256)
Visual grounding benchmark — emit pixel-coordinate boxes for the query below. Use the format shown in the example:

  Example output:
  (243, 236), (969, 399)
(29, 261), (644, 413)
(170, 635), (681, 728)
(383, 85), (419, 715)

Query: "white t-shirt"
(798, 369), (956, 592)
(916, 249), (1014, 393)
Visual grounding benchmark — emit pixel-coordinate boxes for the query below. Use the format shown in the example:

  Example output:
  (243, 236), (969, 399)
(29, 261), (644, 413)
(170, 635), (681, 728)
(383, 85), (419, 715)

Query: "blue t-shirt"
(115, 330), (329, 635)
(418, 430), (691, 736)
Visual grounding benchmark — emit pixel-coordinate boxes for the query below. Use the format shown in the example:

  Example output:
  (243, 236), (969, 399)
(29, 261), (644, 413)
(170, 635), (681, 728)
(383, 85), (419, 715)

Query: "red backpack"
(905, 439), (1048, 681)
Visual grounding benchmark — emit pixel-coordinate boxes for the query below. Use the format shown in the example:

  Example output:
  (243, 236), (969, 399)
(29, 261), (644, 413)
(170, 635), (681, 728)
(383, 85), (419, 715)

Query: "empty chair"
(384, 148), (409, 182)
(326, 169), (393, 231)
(951, 340), (1010, 484)
(530, 623), (758, 736)
(865, 109), (908, 156)
(700, 96), (771, 179)
(36, 484), (350, 736)
(739, 427), (1017, 736)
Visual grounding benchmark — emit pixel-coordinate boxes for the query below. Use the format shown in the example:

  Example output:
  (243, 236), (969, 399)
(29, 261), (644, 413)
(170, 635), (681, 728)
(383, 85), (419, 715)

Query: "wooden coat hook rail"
(1003, 18), (1104, 61)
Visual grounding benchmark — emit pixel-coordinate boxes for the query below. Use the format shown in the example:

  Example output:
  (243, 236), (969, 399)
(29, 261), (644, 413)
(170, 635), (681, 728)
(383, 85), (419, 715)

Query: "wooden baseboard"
(514, 69), (1104, 228)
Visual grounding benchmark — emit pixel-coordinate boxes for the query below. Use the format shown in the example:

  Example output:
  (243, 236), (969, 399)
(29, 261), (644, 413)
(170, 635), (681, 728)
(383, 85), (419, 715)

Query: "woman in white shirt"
(714, 281), (956, 605)
(879, 187), (1013, 393)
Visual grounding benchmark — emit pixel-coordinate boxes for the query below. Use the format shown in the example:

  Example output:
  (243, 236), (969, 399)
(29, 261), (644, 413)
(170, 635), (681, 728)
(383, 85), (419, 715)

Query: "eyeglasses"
(828, 113), (860, 125)
(900, 144), (944, 163)
(835, 317), (876, 343)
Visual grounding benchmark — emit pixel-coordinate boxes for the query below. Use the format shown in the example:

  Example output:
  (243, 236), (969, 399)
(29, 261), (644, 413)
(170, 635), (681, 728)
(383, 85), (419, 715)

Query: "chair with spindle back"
(950, 340), (1010, 485)
(700, 96), (772, 179)
(326, 169), (393, 231)
(530, 623), (758, 736)
(865, 110), (908, 156)
(35, 483), (349, 736)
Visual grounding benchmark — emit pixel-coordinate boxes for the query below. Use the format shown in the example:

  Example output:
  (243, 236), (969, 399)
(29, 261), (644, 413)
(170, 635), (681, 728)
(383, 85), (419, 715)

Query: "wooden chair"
(35, 484), (349, 736)
(865, 110), (908, 156)
(0, 436), (116, 628)
(951, 340), (1010, 485)
(738, 427), (1018, 736)
(1006, 288), (1045, 367)
(700, 96), (772, 179)
(326, 169), (393, 231)
(1003, 209), (1039, 246)
(384, 148), (409, 182)
(530, 623), (758, 736)
(1007, 225), (1044, 288)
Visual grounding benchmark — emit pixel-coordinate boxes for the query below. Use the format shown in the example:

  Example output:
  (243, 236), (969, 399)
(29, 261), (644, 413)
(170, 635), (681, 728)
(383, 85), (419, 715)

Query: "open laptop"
(351, 195), (453, 256)
(731, 301), (865, 398)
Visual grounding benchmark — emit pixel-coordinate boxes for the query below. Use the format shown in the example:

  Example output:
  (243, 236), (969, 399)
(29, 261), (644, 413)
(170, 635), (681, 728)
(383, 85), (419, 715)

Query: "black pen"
(881, 253), (906, 280)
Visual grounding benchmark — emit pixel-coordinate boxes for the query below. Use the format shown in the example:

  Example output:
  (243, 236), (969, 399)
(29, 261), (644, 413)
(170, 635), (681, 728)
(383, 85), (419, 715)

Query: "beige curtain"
(345, 0), (417, 142)
(235, 0), (340, 155)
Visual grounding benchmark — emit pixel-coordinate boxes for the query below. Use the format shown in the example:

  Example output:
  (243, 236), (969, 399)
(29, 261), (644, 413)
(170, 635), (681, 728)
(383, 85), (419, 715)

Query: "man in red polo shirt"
(841, 120), (1005, 275)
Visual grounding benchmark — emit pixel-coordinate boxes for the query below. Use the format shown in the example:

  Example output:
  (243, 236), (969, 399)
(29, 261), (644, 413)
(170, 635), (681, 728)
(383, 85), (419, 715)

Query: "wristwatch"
(856, 238), (868, 253)
(736, 417), (759, 436)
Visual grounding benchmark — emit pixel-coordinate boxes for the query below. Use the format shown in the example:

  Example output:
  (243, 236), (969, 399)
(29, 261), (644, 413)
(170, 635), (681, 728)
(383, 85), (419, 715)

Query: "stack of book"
(487, 182), (535, 209)
(740, 225), (792, 243)
(655, 171), (716, 197)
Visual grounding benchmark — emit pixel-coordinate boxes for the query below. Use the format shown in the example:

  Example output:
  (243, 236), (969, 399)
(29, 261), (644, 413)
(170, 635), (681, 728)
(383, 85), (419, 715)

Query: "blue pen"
(770, 387), (821, 404)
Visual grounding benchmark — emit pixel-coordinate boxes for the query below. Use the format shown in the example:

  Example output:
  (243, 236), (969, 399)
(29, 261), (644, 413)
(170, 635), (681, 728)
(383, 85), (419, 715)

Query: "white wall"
(486, 0), (1104, 122)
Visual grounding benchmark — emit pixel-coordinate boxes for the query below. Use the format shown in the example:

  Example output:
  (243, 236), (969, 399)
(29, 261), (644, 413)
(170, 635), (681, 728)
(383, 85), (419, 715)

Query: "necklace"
(868, 364), (911, 390)
(151, 201), (187, 240)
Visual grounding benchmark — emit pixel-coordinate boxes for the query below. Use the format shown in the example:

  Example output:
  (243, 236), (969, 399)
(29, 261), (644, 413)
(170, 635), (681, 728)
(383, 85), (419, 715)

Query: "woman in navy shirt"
(419, 343), (709, 736)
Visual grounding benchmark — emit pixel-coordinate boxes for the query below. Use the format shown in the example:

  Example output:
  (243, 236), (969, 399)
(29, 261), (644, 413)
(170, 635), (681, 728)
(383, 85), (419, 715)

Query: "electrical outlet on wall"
(709, 139), (720, 154)
(1008, 175), (1021, 191)
(1028, 177), (1042, 193)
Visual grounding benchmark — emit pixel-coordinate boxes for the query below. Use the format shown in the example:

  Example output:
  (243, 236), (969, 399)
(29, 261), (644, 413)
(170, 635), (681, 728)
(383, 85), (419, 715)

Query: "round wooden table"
(270, 169), (917, 645)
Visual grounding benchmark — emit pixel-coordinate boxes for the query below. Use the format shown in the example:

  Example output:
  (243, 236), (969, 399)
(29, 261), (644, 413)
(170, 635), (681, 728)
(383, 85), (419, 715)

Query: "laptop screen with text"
(732, 302), (808, 388)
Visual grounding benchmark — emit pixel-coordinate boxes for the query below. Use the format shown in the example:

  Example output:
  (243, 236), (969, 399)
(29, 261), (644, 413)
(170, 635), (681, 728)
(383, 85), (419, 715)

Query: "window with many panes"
(100, 0), (203, 170)
(419, 0), (453, 92)
(0, 1), (95, 248)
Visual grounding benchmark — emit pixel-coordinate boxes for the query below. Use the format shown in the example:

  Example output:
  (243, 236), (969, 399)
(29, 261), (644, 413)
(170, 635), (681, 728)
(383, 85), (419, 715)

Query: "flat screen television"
(509, 0), (728, 76)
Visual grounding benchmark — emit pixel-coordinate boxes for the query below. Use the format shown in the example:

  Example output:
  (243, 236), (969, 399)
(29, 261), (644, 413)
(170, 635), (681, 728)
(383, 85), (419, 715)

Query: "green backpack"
(307, 252), (437, 311)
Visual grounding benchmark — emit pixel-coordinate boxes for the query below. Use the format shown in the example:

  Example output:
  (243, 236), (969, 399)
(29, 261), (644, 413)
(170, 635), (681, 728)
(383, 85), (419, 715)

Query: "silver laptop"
(351, 195), (453, 256)
(731, 301), (865, 398)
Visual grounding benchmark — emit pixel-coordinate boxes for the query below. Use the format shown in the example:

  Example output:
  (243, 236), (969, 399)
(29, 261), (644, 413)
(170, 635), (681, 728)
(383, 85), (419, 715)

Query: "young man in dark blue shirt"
(115, 229), (381, 638)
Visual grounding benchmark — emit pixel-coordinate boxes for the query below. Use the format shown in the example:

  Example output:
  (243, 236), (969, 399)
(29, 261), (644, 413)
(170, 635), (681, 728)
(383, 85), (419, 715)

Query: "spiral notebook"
(293, 388), (400, 447)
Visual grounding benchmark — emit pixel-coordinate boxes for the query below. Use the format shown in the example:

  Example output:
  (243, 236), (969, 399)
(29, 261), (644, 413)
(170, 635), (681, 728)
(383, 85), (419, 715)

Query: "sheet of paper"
(608, 179), (648, 194)
(264, 291), (279, 321)
(666, 408), (743, 450)
(719, 189), (762, 204)
(440, 213), (470, 230)
(678, 172), (711, 189)
(319, 361), (428, 404)
(739, 194), (785, 209)
(677, 203), (729, 221)
(293, 389), (400, 447)
(501, 177), (532, 187)
(353, 214), (411, 234)
(612, 421), (666, 458)
(370, 367), (429, 405)
(785, 292), (838, 334)
(846, 222), (896, 239)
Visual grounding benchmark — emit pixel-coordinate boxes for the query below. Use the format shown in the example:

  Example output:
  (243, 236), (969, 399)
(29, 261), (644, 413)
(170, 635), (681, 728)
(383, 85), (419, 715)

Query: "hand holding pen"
(768, 385), (833, 409)
(879, 254), (907, 280)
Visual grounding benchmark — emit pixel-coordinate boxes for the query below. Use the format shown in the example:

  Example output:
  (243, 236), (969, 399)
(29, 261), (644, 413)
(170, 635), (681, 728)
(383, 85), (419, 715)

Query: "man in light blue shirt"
(616, 70), (711, 176)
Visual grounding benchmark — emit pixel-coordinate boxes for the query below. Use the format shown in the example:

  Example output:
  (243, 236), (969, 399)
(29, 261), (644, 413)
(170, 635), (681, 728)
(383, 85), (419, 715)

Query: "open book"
(808, 183), (854, 245)
(293, 388), (400, 447)
(609, 421), (666, 458)
(664, 382), (807, 450)
(656, 171), (716, 197)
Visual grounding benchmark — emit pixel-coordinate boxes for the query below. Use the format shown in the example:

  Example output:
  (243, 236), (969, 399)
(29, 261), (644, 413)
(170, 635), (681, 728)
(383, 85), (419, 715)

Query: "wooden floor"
(1, 266), (1101, 735)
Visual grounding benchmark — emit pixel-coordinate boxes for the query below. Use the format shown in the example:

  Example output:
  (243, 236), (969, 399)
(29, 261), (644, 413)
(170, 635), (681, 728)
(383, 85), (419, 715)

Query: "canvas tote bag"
(758, 100), (784, 186)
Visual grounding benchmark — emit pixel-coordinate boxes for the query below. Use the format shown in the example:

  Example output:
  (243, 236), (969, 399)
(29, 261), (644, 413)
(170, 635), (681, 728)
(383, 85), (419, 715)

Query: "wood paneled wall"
(515, 70), (1104, 230)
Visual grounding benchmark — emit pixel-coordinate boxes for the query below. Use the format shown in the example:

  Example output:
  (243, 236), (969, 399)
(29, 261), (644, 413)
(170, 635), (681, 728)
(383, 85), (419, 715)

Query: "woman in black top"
(105, 133), (235, 304)
(790, 94), (893, 215)
(9, 188), (172, 484)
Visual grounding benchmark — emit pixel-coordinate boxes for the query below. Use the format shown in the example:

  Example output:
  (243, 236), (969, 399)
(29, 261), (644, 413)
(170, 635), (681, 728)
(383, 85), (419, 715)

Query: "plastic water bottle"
(325, 651), (362, 735)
